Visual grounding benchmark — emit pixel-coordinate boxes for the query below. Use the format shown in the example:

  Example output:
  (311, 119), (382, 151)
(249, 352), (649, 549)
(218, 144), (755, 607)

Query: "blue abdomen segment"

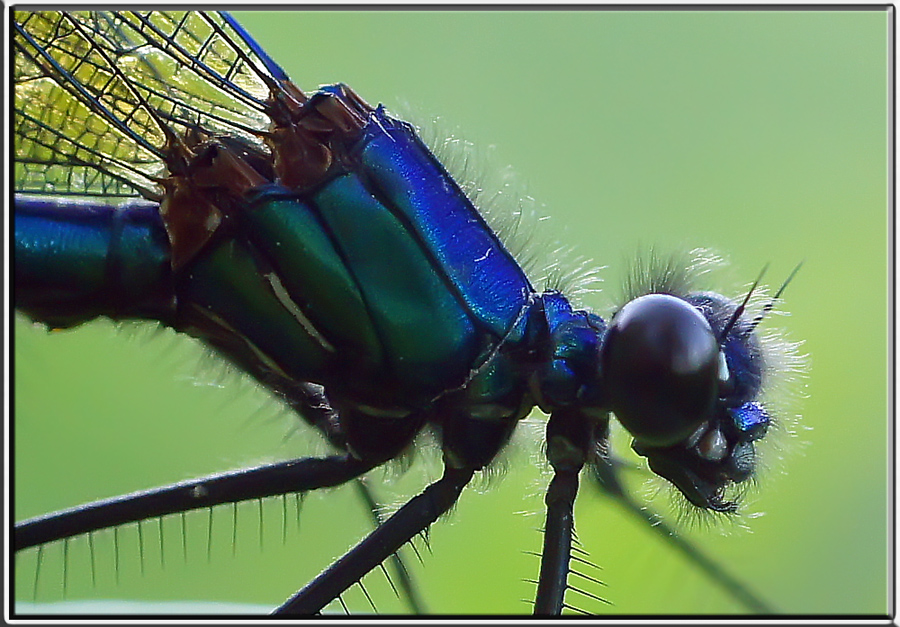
(355, 107), (533, 339)
(15, 196), (174, 328)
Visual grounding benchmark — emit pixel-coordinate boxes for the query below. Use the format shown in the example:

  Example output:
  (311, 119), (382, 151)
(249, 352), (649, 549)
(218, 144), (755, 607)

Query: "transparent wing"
(14, 11), (280, 201)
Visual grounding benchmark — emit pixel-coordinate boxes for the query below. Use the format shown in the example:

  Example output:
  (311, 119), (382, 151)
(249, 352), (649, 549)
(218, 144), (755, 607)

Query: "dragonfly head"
(601, 290), (769, 513)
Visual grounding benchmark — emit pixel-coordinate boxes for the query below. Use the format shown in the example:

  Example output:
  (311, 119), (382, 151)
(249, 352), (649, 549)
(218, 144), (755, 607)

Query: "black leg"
(352, 480), (426, 614)
(532, 409), (594, 615)
(16, 454), (376, 550)
(533, 466), (579, 615)
(274, 465), (474, 615)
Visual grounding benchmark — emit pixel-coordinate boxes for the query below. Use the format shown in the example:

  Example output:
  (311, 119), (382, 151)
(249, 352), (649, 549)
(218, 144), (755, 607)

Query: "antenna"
(717, 264), (768, 344)
(748, 262), (804, 332)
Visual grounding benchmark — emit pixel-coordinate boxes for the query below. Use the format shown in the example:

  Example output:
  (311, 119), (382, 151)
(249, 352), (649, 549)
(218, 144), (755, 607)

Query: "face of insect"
(602, 291), (768, 512)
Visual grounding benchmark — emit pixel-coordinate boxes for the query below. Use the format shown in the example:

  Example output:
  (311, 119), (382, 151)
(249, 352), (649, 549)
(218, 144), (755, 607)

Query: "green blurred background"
(14, 9), (889, 616)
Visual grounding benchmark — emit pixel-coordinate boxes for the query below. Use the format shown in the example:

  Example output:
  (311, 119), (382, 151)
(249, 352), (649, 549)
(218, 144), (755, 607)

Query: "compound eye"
(603, 293), (720, 447)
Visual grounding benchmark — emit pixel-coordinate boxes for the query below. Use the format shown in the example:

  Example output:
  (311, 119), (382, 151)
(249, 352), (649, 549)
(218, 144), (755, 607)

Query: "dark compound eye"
(602, 293), (720, 448)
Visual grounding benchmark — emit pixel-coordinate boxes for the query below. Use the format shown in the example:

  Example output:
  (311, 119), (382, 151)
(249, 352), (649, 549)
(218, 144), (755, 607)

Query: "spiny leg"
(533, 466), (579, 614)
(533, 409), (594, 615)
(16, 455), (376, 551)
(352, 480), (426, 614)
(275, 465), (474, 615)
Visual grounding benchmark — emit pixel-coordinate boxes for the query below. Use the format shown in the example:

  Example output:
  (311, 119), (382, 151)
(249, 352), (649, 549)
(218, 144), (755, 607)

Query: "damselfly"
(10, 7), (888, 616)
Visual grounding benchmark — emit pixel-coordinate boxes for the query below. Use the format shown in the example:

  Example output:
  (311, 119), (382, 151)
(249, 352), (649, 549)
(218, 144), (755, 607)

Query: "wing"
(14, 11), (284, 201)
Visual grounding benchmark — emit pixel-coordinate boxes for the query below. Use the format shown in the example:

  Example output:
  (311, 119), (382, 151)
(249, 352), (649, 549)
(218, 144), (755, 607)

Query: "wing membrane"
(14, 11), (280, 200)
